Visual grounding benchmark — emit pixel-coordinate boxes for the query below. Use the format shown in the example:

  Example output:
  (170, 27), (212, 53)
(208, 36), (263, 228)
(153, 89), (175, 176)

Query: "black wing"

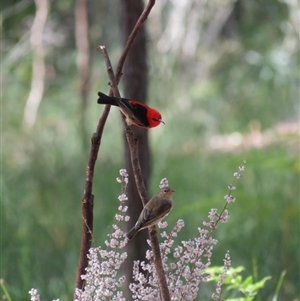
(117, 99), (150, 127)
(97, 92), (150, 127)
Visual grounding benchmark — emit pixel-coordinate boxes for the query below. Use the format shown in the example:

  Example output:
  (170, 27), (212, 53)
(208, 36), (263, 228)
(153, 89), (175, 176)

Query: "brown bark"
(118, 2), (170, 300)
(120, 0), (151, 294)
(74, 0), (157, 298)
(101, 42), (171, 300)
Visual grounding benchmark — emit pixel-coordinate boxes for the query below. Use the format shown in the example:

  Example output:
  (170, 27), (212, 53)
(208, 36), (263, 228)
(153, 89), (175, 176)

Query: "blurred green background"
(1, 0), (299, 300)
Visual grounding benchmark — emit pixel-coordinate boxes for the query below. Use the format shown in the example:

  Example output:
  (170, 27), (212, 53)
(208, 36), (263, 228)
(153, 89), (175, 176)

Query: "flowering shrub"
(29, 160), (258, 301)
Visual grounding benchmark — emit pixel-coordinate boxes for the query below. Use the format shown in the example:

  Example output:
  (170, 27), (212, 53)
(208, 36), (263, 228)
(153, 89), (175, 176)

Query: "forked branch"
(74, 0), (159, 298)
(99, 44), (171, 301)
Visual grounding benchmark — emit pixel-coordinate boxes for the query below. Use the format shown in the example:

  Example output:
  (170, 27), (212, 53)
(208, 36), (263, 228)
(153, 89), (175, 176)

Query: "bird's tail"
(97, 92), (119, 106)
(126, 227), (138, 240)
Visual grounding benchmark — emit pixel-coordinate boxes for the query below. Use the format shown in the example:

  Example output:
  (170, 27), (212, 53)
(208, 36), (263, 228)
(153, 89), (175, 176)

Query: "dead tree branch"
(74, 0), (158, 298)
(100, 43), (171, 301)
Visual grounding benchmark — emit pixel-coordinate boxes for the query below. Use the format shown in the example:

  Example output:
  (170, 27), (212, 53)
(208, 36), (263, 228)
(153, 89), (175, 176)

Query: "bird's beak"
(159, 119), (165, 125)
(171, 188), (175, 192)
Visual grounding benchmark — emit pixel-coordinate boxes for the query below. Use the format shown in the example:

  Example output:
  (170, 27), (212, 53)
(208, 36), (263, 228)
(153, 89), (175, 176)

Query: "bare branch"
(100, 42), (171, 301)
(74, 0), (159, 297)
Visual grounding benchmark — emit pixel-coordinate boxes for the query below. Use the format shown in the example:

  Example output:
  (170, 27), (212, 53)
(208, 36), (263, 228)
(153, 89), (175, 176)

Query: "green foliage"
(0, 279), (13, 301)
(272, 270), (287, 301)
(206, 266), (271, 300)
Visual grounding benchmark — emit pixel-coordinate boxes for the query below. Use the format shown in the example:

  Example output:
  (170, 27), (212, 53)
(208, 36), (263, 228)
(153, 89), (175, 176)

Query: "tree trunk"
(75, 0), (90, 149)
(120, 0), (151, 295)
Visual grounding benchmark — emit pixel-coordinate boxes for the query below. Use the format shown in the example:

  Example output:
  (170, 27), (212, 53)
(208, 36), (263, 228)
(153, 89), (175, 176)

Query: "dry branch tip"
(96, 45), (105, 51)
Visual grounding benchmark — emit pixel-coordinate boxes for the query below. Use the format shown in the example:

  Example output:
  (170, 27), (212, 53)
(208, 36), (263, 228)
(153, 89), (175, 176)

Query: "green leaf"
(272, 270), (286, 301)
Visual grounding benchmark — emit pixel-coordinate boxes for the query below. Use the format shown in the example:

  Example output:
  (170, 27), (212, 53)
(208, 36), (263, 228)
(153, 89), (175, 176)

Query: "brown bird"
(126, 186), (175, 240)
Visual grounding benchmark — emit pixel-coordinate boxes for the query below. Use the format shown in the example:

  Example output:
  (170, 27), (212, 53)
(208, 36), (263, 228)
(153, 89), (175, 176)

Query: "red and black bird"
(97, 92), (164, 129)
